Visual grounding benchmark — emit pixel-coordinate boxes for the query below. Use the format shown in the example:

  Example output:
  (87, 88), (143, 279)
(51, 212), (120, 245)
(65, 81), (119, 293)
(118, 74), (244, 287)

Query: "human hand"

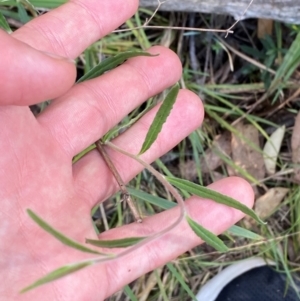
(0, 1), (254, 300)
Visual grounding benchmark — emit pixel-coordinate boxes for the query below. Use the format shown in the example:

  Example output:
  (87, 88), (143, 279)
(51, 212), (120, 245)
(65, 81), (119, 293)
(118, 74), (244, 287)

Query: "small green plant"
(240, 33), (286, 90)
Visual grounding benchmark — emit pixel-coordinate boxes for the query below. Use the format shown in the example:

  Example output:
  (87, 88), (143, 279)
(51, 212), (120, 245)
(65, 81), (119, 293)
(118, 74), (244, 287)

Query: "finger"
(0, 30), (75, 105)
(38, 46), (183, 157)
(99, 177), (254, 298)
(72, 89), (204, 206)
(12, 0), (138, 58)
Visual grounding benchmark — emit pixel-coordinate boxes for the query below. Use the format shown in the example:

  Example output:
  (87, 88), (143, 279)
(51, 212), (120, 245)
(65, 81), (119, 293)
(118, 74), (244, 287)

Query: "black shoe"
(196, 257), (300, 301)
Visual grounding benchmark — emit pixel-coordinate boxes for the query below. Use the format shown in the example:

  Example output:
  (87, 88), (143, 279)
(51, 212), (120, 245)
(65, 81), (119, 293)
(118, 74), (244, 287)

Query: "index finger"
(12, 0), (138, 58)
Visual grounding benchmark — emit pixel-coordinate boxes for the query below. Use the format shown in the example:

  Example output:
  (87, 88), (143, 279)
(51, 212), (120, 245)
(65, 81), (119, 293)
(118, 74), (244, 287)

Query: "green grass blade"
(166, 263), (198, 301)
(72, 144), (96, 163)
(77, 51), (156, 83)
(124, 285), (139, 301)
(27, 209), (105, 255)
(27, 0), (66, 8)
(20, 260), (95, 293)
(0, 8), (19, 20)
(139, 83), (179, 154)
(155, 269), (169, 301)
(270, 31), (300, 91)
(186, 215), (228, 252)
(17, 3), (30, 23)
(167, 177), (265, 224)
(228, 225), (263, 240)
(86, 236), (146, 248)
(127, 187), (176, 209)
(0, 11), (12, 33)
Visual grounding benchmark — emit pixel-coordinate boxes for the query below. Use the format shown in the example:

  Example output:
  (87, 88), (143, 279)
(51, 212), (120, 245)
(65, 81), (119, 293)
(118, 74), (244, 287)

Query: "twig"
(113, 0), (254, 36)
(265, 87), (300, 118)
(143, 0), (166, 26)
(225, 0), (255, 37)
(91, 141), (187, 264)
(105, 141), (186, 217)
(114, 26), (234, 34)
(95, 140), (142, 223)
(215, 37), (276, 75)
(99, 203), (109, 231)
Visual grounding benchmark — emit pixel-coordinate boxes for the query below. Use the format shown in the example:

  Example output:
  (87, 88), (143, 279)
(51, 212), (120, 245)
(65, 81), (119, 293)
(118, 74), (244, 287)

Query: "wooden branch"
(140, 0), (300, 24)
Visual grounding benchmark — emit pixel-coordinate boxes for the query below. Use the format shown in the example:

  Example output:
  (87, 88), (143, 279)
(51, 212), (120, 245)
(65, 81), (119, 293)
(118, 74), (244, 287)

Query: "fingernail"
(41, 51), (76, 64)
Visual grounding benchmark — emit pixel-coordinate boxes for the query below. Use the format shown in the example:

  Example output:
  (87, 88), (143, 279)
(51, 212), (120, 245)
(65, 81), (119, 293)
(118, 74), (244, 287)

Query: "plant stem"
(90, 141), (187, 263)
(95, 140), (142, 223)
(105, 141), (186, 216)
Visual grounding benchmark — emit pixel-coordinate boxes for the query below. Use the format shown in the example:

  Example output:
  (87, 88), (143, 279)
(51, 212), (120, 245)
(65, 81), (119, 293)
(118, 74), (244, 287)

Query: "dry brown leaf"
(254, 187), (289, 219)
(257, 19), (273, 39)
(263, 125), (285, 175)
(230, 122), (265, 180)
(179, 132), (231, 181)
(210, 171), (227, 182)
(200, 131), (232, 173)
(138, 268), (162, 301)
(179, 159), (198, 181)
(291, 112), (300, 183)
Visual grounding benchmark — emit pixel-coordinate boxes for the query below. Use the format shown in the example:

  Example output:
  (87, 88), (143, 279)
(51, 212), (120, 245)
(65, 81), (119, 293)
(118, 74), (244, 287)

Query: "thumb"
(0, 29), (76, 106)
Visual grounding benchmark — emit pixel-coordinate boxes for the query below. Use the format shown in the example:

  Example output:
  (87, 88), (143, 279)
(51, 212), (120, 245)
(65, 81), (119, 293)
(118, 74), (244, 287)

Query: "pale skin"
(0, 1), (254, 300)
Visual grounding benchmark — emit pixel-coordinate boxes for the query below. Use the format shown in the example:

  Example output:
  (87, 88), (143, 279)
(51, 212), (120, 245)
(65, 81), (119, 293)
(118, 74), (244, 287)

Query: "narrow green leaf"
(28, 0), (66, 9)
(269, 30), (300, 91)
(77, 51), (157, 83)
(228, 225), (263, 240)
(127, 187), (176, 210)
(27, 209), (105, 255)
(72, 144), (96, 163)
(154, 269), (169, 301)
(167, 177), (265, 224)
(124, 285), (139, 301)
(166, 263), (198, 301)
(17, 3), (30, 24)
(86, 236), (146, 248)
(20, 260), (95, 293)
(186, 215), (228, 252)
(0, 0), (68, 8)
(139, 83), (179, 154)
(0, 11), (12, 33)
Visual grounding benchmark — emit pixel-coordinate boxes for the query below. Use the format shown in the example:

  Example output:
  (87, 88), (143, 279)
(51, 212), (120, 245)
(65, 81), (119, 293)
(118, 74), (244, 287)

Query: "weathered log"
(140, 0), (300, 24)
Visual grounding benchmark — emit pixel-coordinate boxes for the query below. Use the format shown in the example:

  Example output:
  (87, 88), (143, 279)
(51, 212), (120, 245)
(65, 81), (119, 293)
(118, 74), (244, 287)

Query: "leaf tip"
(19, 282), (36, 294)
(19, 287), (30, 294)
(26, 208), (35, 218)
